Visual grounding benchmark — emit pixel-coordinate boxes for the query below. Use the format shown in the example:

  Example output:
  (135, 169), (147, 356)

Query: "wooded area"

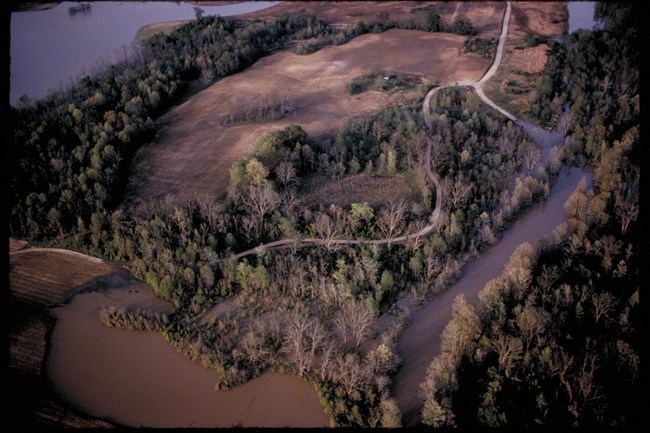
(10, 3), (640, 428)
(419, 4), (640, 427)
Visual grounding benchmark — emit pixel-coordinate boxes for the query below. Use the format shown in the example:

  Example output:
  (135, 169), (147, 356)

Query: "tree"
(377, 200), (407, 244)
(242, 183), (279, 241)
(423, 9), (442, 32)
(520, 141), (542, 176)
(442, 173), (473, 209)
(452, 14), (475, 35)
(614, 168), (639, 234)
(440, 295), (480, 358)
(380, 398), (402, 427)
(282, 314), (311, 377)
(275, 160), (296, 190)
(514, 304), (550, 352)
(334, 300), (376, 347)
(313, 212), (341, 251)
(245, 158), (269, 186)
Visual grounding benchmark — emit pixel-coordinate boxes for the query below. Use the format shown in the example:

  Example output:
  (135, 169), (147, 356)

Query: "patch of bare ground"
(8, 249), (164, 428)
(434, 1), (506, 37)
(125, 29), (488, 206)
(508, 1), (568, 39)
(483, 2), (568, 121)
(299, 174), (415, 209)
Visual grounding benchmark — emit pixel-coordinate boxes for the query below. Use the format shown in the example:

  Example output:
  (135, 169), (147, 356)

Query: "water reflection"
(10, 1), (278, 103)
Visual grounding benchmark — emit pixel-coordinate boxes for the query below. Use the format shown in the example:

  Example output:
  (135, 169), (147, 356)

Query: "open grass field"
(299, 174), (416, 210)
(125, 29), (488, 206)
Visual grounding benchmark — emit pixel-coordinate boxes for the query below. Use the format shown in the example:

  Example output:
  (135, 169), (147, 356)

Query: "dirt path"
(473, 1), (516, 120)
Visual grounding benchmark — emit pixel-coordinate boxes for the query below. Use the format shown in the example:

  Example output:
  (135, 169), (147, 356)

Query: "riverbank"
(135, 19), (189, 43)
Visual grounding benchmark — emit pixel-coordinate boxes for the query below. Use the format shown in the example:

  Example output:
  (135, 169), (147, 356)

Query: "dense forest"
(10, 2), (640, 428)
(419, 3), (641, 427)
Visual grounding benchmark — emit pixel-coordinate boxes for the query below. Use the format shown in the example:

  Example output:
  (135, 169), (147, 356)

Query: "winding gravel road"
(220, 3), (516, 263)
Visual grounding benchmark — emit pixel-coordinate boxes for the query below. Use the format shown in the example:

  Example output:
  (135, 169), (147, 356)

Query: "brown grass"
(125, 29), (488, 206)
(483, 2), (568, 122)
(299, 174), (415, 209)
(508, 1), (568, 39)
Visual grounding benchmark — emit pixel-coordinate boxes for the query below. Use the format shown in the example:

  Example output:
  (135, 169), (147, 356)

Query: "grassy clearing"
(483, 40), (550, 123)
(298, 174), (417, 210)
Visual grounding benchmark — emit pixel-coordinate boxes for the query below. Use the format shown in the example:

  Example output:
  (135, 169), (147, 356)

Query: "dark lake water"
(10, 1), (278, 104)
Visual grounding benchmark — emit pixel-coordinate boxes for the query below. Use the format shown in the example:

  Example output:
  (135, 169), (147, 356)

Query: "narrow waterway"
(47, 286), (329, 427)
(393, 167), (586, 425)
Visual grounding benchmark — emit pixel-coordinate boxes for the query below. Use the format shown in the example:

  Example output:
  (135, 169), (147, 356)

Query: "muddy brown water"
(392, 167), (587, 425)
(47, 288), (328, 427)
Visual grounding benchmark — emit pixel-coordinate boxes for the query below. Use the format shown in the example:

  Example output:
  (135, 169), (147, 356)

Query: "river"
(392, 167), (587, 425)
(391, 2), (599, 424)
(9, 1), (278, 104)
(47, 286), (328, 427)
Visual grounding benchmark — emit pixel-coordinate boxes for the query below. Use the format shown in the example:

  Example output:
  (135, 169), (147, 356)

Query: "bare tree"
(591, 292), (615, 324)
(615, 180), (639, 235)
(334, 352), (370, 395)
(334, 300), (376, 347)
(515, 304), (550, 352)
(275, 160), (296, 190)
(443, 172), (473, 209)
(372, 120), (386, 145)
(491, 334), (523, 376)
(241, 328), (269, 365)
(319, 340), (337, 382)
(281, 314), (327, 377)
(377, 200), (408, 244)
(313, 212), (341, 251)
(520, 141), (542, 175)
(242, 183), (279, 242)
(281, 314), (312, 377)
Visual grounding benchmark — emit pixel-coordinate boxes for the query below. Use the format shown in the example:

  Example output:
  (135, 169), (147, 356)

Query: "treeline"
(296, 6), (477, 55)
(9, 13), (338, 242)
(420, 4), (640, 427)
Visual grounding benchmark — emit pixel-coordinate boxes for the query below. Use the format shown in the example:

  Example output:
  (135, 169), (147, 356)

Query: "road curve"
(472, 1), (516, 120)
